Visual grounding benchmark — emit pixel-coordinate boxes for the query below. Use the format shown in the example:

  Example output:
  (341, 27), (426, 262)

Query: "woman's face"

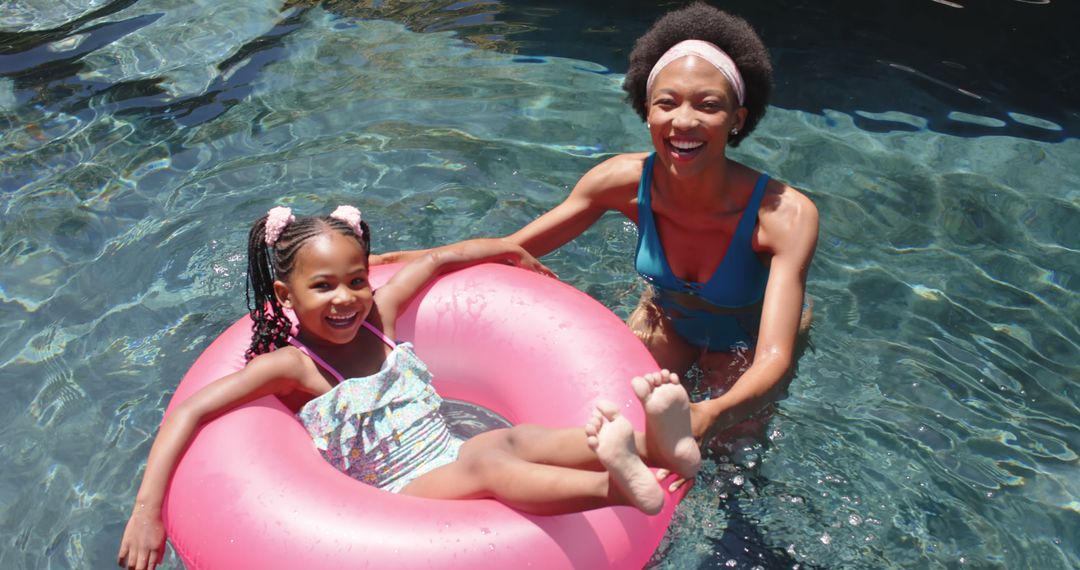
(646, 56), (747, 176)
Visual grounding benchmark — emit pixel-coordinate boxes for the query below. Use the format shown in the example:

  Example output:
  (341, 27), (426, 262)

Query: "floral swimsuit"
(294, 323), (462, 493)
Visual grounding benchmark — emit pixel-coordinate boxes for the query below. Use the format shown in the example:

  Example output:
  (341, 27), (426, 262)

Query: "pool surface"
(1, 1), (1077, 568)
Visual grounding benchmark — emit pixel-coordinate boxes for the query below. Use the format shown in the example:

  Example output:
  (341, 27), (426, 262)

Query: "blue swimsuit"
(635, 152), (771, 352)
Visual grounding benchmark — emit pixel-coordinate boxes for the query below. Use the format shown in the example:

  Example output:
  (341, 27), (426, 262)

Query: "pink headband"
(645, 39), (745, 106)
(263, 205), (364, 247)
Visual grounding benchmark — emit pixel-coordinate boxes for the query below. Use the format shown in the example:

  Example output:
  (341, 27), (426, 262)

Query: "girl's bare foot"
(586, 401), (664, 515)
(632, 370), (701, 479)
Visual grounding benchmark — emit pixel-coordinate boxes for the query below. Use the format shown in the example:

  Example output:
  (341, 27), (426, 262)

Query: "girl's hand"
(117, 505), (165, 570)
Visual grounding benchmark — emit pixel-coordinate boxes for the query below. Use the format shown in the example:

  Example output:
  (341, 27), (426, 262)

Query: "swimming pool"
(1, 1), (1077, 568)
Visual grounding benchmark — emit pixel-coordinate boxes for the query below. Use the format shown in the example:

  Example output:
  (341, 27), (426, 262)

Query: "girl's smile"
(275, 231), (374, 347)
(326, 311), (360, 329)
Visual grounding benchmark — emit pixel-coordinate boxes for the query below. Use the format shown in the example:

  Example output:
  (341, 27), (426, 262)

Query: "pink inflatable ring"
(161, 263), (689, 568)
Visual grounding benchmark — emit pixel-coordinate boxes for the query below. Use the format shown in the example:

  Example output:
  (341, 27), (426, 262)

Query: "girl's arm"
(690, 187), (819, 440)
(117, 350), (314, 570)
(369, 154), (642, 265)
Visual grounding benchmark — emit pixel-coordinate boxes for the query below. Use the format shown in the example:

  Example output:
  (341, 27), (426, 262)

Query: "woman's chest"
(653, 210), (740, 282)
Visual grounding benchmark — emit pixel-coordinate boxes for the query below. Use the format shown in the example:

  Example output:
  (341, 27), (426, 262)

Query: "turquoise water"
(2, 2), (1078, 568)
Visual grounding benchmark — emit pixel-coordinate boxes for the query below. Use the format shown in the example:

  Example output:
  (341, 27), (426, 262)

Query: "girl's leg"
(400, 405), (664, 515)
(462, 424), (602, 470)
(629, 371), (701, 479)
(456, 374), (700, 479)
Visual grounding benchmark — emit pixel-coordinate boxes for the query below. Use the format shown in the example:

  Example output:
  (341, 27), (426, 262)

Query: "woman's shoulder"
(756, 175), (819, 253)
(592, 152), (651, 180)
(763, 177), (815, 214)
(575, 152), (651, 200)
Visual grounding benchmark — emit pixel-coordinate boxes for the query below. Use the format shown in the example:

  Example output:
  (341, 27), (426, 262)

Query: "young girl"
(117, 205), (701, 570)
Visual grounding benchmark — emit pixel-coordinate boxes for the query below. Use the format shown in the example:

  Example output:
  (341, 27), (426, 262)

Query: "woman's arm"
(117, 351), (313, 570)
(370, 154), (642, 265)
(368, 249), (428, 265)
(690, 187), (820, 439)
(373, 238), (547, 334)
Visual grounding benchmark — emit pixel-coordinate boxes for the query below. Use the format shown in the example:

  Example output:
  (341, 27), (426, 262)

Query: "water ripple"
(0, 4), (1077, 569)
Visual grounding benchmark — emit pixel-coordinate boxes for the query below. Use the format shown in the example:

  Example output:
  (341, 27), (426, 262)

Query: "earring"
(646, 122), (651, 129)
(730, 127), (739, 136)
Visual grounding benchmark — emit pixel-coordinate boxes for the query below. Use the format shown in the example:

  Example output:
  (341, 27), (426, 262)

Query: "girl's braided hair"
(622, 2), (773, 147)
(244, 212), (371, 361)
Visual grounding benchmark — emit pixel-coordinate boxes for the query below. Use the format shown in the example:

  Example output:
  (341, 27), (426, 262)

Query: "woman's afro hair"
(622, 2), (773, 147)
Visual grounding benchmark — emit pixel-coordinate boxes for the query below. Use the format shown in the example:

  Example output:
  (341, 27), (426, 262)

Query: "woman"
(375, 2), (818, 451)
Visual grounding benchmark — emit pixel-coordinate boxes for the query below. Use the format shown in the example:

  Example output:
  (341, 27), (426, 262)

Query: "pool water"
(1, 1), (1077, 568)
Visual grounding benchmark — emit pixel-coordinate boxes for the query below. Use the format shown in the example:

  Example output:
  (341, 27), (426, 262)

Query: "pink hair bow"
(330, 205), (363, 238)
(264, 206), (295, 246)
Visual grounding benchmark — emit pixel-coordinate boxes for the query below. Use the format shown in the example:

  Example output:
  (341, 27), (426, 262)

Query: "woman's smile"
(666, 136), (706, 161)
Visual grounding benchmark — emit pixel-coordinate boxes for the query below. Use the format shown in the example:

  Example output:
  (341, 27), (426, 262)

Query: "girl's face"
(646, 56), (748, 177)
(274, 230), (373, 347)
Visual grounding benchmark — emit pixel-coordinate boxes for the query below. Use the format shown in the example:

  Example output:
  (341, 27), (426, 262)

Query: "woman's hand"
(117, 504), (166, 570)
(654, 402), (720, 493)
(505, 246), (557, 279)
(690, 400), (724, 441)
(654, 468), (689, 493)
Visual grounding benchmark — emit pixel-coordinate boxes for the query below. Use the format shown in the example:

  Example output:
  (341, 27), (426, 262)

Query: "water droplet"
(480, 527), (491, 535)
(849, 514), (863, 526)
(820, 532), (832, 545)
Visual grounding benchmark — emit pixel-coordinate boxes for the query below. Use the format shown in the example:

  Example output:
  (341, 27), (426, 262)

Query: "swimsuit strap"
(730, 173), (771, 244)
(638, 153), (769, 248)
(362, 321), (397, 349)
(637, 152), (656, 214)
(286, 321), (397, 384)
(287, 337), (345, 384)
